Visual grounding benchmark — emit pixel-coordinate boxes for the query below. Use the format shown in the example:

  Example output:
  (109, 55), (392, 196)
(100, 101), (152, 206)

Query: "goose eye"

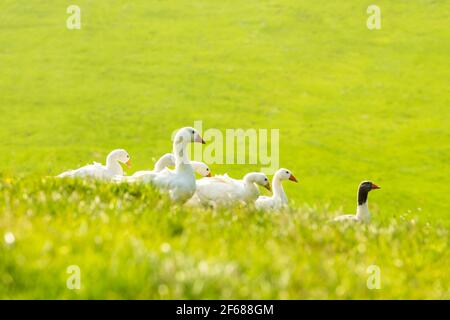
(191, 130), (195, 134)
(206, 168), (209, 171)
(264, 178), (268, 181)
(285, 171), (289, 174)
(127, 155), (130, 158)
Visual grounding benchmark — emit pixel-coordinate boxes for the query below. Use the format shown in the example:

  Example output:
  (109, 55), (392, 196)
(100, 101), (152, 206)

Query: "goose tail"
(56, 171), (74, 178)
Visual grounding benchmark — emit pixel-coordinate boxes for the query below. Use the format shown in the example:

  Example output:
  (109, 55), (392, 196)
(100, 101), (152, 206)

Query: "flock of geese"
(57, 127), (380, 223)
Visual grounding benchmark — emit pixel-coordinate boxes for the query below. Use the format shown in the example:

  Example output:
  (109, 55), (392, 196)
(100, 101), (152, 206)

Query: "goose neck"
(172, 135), (195, 176)
(173, 139), (189, 167)
(272, 178), (287, 203)
(243, 173), (258, 186)
(356, 187), (371, 222)
(154, 154), (173, 172)
(241, 174), (259, 202)
(356, 201), (371, 222)
(154, 159), (166, 172)
(106, 157), (123, 175)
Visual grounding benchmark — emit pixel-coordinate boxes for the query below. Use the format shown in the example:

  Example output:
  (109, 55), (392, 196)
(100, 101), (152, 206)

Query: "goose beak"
(371, 183), (380, 190)
(206, 172), (212, 177)
(125, 160), (132, 168)
(195, 135), (206, 144)
(289, 174), (298, 183)
(264, 183), (272, 192)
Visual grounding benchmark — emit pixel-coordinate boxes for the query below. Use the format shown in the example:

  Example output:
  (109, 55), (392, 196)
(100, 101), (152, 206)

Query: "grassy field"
(0, 1), (449, 299)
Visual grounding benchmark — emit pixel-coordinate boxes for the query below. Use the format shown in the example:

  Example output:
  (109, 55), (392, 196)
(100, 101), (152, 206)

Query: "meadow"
(0, 1), (449, 299)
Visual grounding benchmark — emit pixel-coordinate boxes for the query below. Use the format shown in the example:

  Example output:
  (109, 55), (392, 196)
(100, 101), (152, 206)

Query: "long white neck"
(173, 134), (193, 174)
(106, 156), (123, 175)
(243, 173), (259, 199)
(356, 200), (371, 223)
(154, 154), (174, 172)
(272, 176), (288, 204)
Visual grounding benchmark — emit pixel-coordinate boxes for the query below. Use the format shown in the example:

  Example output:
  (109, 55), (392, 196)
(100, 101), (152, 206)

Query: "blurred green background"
(0, 1), (449, 299)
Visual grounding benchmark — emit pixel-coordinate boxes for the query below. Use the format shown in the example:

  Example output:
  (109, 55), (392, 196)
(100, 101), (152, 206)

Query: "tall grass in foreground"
(0, 177), (448, 299)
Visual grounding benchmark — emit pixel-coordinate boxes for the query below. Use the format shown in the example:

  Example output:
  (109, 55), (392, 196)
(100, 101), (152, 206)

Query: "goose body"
(255, 168), (297, 211)
(188, 172), (271, 207)
(57, 149), (131, 181)
(115, 158), (211, 183)
(130, 153), (175, 179)
(333, 181), (380, 223)
(138, 127), (205, 203)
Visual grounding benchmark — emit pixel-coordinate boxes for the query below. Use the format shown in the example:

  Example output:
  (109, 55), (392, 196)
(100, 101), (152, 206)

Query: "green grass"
(1, 177), (448, 299)
(0, 0), (449, 299)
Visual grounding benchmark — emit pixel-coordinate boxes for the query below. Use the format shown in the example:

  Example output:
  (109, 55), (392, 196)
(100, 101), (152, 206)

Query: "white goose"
(188, 172), (271, 208)
(333, 181), (380, 223)
(255, 168), (297, 211)
(115, 157), (211, 182)
(57, 149), (131, 181)
(114, 153), (175, 182)
(138, 127), (205, 203)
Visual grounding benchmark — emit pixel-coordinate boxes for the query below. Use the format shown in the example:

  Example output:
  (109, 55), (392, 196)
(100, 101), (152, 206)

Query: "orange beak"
(125, 159), (132, 168)
(206, 172), (212, 177)
(289, 174), (298, 183)
(195, 135), (206, 144)
(264, 183), (272, 192)
(371, 183), (380, 190)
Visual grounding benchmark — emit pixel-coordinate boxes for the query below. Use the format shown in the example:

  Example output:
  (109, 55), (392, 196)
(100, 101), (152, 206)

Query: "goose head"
(191, 161), (212, 177)
(108, 149), (131, 167)
(173, 127), (205, 164)
(275, 168), (298, 183)
(357, 181), (380, 205)
(175, 127), (206, 145)
(245, 172), (271, 191)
